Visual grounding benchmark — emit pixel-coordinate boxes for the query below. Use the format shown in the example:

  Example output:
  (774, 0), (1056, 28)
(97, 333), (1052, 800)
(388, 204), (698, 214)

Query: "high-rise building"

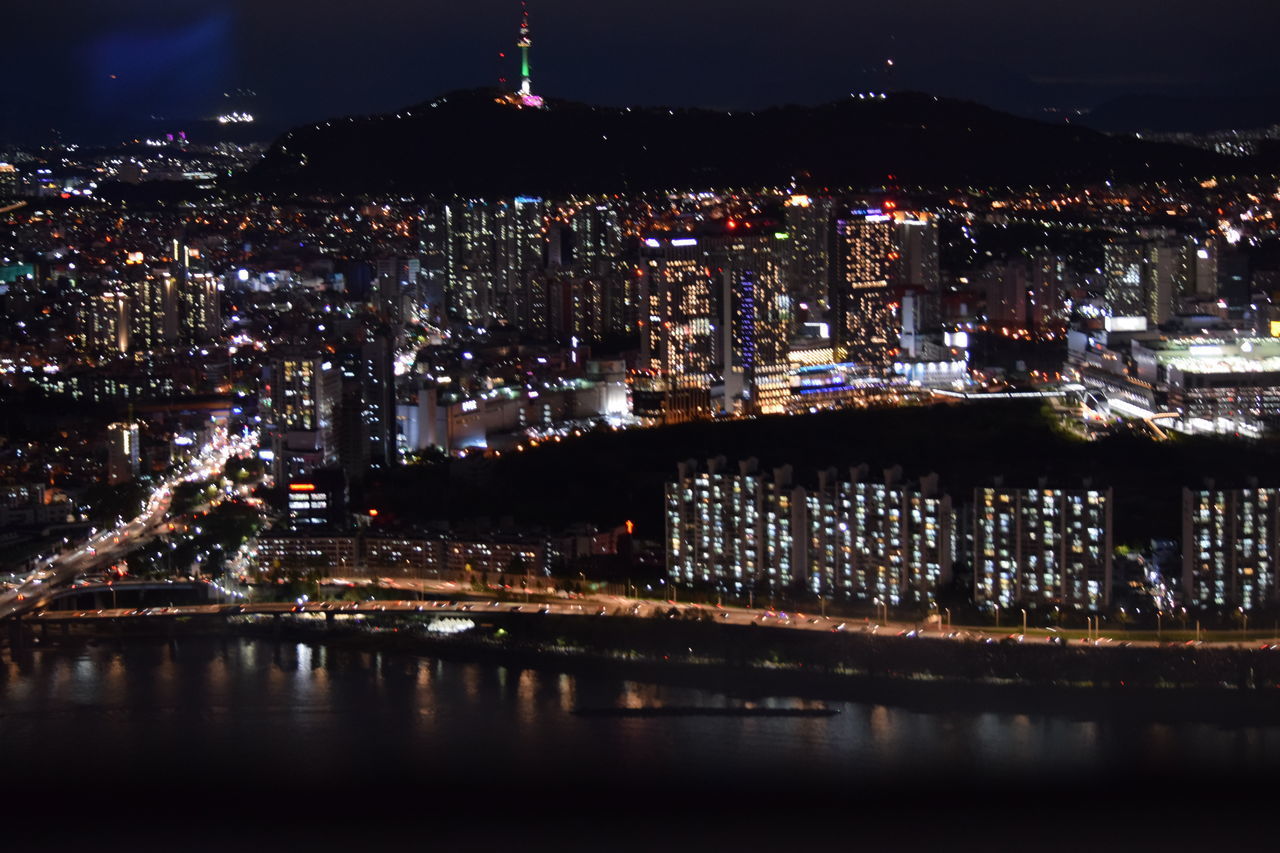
(360, 331), (396, 471)
(125, 269), (178, 351)
(897, 215), (941, 328)
(666, 457), (804, 594)
(984, 260), (1029, 330)
(1183, 485), (1276, 611)
(973, 483), (1112, 610)
(106, 422), (141, 485)
(783, 194), (835, 312)
(804, 465), (954, 606)
(445, 200), (502, 324)
(0, 162), (16, 198)
(829, 210), (899, 366)
(716, 228), (791, 415)
(638, 225), (791, 420)
(570, 202), (623, 273)
(1218, 251), (1252, 308)
(179, 270), (220, 346)
(637, 234), (719, 422)
(1104, 241), (1146, 319)
(261, 352), (341, 484)
(1188, 238), (1219, 299)
(1105, 239), (1210, 326)
(444, 198), (546, 327)
(79, 287), (130, 355)
(374, 256), (422, 329)
(1028, 254), (1070, 336)
(172, 239), (220, 347)
(666, 458), (955, 605)
(1145, 243), (1179, 326)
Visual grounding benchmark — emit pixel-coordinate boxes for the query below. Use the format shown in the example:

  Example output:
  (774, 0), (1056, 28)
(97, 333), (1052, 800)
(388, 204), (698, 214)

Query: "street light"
(1021, 608), (1027, 637)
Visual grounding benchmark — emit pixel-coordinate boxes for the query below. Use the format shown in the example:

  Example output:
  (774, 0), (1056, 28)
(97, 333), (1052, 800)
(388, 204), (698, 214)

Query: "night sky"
(4, 0), (1279, 142)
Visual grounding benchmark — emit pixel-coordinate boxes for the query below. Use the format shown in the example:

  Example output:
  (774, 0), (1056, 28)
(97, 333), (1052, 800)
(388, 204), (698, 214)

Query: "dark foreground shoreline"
(15, 615), (1280, 725)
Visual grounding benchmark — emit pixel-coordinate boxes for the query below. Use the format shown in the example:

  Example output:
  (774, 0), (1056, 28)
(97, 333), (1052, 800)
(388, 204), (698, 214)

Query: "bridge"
(42, 579), (226, 611)
(931, 385), (1083, 401)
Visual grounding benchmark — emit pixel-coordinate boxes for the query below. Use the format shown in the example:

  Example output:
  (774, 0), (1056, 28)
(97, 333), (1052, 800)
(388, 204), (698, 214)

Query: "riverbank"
(19, 612), (1280, 724)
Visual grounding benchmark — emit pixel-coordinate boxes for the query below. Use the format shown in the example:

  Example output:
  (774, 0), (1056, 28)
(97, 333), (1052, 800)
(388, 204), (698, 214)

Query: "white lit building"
(666, 458), (955, 605)
(1182, 485), (1277, 611)
(973, 483), (1112, 611)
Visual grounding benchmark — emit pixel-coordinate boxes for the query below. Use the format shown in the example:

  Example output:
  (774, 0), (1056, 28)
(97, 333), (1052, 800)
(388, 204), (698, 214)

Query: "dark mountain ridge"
(247, 88), (1252, 197)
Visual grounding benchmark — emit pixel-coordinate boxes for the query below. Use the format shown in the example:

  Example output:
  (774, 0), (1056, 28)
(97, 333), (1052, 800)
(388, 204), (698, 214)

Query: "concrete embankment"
(22, 610), (1280, 722)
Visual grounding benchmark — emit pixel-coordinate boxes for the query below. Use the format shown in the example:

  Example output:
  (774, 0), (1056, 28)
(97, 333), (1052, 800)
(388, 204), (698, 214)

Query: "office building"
(783, 194), (835, 311)
(718, 228), (792, 414)
(638, 225), (791, 420)
(261, 352), (341, 483)
(829, 209), (899, 366)
(106, 421), (141, 485)
(1104, 241), (1146, 320)
(637, 234), (719, 422)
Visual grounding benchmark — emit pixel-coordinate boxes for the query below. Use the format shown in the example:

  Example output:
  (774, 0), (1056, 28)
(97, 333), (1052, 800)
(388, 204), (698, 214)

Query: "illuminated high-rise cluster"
(637, 222), (792, 422)
(973, 484), (1113, 610)
(666, 458), (955, 605)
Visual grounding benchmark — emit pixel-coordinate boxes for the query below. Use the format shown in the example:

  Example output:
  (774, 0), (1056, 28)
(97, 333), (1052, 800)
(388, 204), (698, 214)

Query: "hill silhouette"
(247, 88), (1248, 196)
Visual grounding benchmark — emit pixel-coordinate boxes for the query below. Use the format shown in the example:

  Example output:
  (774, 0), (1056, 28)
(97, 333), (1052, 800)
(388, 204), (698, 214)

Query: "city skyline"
(5, 5), (1280, 844)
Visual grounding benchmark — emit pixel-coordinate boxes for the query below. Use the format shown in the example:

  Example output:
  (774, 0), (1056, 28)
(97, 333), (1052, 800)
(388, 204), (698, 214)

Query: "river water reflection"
(3, 638), (1279, 797)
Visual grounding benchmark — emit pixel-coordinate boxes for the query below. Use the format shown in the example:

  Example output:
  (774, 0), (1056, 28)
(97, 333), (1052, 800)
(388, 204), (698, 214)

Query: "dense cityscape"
(5, 2), (1280, 846)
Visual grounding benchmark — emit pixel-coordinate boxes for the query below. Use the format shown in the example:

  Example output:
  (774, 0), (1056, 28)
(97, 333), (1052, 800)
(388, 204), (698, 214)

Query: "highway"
(0, 424), (255, 622)
(22, 590), (1269, 649)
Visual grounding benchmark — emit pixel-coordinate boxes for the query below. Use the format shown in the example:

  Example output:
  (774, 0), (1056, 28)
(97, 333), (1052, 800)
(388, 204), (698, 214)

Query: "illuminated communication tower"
(496, 2), (545, 108)
(518, 2), (533, 98)
(494, 2), (545, 108)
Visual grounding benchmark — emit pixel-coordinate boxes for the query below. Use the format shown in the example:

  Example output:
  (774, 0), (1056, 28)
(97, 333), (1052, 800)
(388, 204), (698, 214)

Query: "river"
(2, 637), (1277, 843)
